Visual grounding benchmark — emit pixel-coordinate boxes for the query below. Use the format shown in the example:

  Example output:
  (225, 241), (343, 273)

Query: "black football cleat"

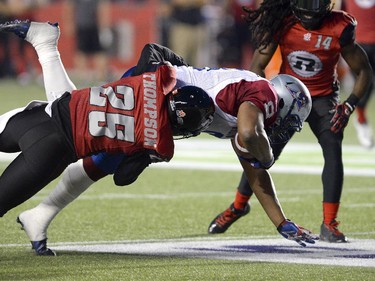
(0, 19), (31, 39)
(208, 203), (250, 234)
(31, 239), (56, 256)
(320, 220), (348, 243)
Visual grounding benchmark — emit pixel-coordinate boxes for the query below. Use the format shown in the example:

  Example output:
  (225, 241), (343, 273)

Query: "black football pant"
(0, 105), (76, 217)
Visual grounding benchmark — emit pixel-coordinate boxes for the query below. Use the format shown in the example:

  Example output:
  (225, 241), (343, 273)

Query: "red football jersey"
(69, 65), (176, 160)
(279, 11), (356, 97)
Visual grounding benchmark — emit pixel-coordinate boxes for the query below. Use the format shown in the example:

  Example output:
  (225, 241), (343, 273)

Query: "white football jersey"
(174, 66), (277, 139)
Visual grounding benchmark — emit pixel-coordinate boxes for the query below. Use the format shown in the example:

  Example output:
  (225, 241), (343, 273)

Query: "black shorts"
(76, 26), (103, 54)
(306, 93), (342, 138)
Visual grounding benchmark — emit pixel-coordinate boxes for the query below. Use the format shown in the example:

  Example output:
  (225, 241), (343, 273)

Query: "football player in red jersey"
(208, 0), (373, 243)
(0, 22), (215, 237)
(0, 20), (318, 255)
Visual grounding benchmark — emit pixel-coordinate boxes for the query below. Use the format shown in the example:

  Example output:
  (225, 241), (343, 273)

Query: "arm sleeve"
(132, 43), (189, 76)
(113, 151), (152, 186)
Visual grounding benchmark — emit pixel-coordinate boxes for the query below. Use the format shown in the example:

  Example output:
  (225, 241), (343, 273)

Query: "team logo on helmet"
(286, 82), (310, 111)
(176, 109), (186, 118)
(176, 109), (187, 125)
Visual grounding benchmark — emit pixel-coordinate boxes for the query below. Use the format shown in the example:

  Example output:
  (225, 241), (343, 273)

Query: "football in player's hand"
(231, 136), (254, 159)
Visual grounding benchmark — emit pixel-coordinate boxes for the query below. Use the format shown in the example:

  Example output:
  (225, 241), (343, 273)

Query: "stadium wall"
(12, 0), (159, 75)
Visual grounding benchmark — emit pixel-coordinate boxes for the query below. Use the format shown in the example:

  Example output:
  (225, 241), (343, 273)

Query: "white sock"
(42, 160), (95, 210)
(25, 22), (76, 101)
(20, 160), (94, 241)
(38, 51), (76, 101)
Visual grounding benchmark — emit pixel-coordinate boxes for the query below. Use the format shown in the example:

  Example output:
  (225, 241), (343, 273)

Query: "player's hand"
(330, 102), (354, 133)
(277, 219), (319, 247)
(148, 150), (169, 163)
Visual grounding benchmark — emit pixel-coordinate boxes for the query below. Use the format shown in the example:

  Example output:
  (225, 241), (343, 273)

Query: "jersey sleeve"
(339, 15), (356, 47)
(216, 79), (278, 128)
(132, 43), (188, 76)
(240, 80), (278, 127)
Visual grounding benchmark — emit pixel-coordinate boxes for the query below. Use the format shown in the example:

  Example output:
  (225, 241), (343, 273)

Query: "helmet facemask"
(267, 99), (303, 144)
(167, 86), (215, 139)
(291, 0), (333, 30)
(268, 74), (312, 144)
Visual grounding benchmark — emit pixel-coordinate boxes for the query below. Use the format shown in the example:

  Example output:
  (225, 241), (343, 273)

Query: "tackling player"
(0, 20), (318, 255)
(0, 20), (215, 242)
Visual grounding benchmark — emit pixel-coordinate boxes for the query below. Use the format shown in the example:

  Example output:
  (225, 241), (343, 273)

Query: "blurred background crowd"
(0, 0), (261, 86)
(0, 0), (371, 97)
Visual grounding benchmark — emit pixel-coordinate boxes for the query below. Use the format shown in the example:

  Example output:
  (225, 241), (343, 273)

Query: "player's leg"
(0, 106), (77, 255)
(1, 20), (99, 254)
(307, 94), (347, 243)
(0, 20), (76, 100)
(317, 130), (347, 242)
(208, 173), (251, 234)
(17, 159), (94, 249)
(26, 21), (77, 100)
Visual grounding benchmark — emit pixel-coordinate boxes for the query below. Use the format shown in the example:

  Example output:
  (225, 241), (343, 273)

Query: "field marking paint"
(37, 238), (375, 268)
(2, 236), (374, 267)
(0, 141), (374, 176)
(27, 186), (375, 202)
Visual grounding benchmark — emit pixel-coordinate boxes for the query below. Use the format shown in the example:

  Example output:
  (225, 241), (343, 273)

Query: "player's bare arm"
(249, 41), (278, 77)
(341, 42), (373, 101)
(236, 101), (273, 166)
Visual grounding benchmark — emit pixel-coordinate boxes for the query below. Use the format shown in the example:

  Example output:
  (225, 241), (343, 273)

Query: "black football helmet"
(167, 86), (215, 138)
(291, 0), (334, 30)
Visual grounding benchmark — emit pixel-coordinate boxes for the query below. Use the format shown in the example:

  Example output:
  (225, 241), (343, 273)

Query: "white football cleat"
(25, 21), (60, 49)
(353, 119), (374, 149)
(17, 208), (48, 242)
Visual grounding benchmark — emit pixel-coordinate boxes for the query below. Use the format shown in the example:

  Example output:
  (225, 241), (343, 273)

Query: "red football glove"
(330, 101), (354, 134)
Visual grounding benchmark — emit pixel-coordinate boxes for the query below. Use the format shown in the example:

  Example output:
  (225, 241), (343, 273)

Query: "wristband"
(238, 155), (274, 169)
(345, 93), (359, 109)
(262, 155), (275, 169)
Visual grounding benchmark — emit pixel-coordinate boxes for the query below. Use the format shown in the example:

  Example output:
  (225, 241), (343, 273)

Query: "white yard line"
(0, 140), (374, 176)
(2, 237), (375, 267)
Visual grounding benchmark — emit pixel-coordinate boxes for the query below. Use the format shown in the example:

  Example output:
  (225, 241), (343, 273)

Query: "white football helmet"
(268, 74), (312, 144)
